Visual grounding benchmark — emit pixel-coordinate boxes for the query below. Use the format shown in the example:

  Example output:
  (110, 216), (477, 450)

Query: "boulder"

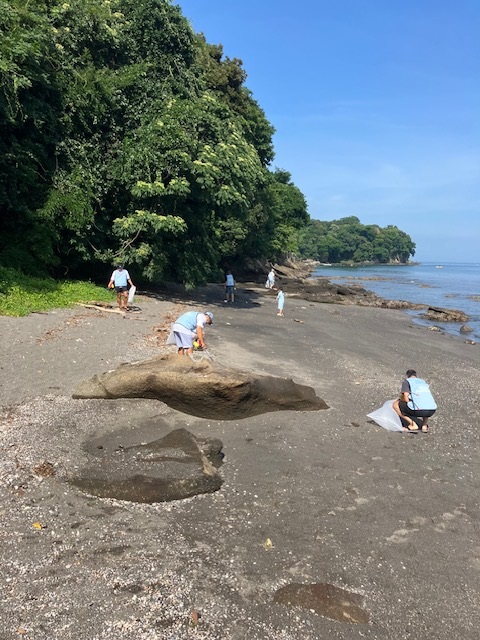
(421, 306), (469, 323)
(73, 355), (328, 419)
(459, 324), (474, 334)
(69, 428), (223, 503)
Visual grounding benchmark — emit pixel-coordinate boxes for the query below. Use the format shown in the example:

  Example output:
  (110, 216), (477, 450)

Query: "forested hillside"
(298, 217), (415, 264)
(1, 0), (414, 287)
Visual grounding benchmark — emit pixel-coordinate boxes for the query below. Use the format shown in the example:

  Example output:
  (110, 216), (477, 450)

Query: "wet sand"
(1, 284), (479, 639)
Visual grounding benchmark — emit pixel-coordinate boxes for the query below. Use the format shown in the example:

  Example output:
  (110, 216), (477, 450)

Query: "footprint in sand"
(386, 508), (467, 542)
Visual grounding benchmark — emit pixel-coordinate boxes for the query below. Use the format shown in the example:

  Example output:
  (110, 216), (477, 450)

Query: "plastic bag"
(367, 399), (403, 432)
(128, 285), (136, 304)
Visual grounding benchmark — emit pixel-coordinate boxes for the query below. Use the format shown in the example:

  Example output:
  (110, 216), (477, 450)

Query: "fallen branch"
(77, 303), (124, 315)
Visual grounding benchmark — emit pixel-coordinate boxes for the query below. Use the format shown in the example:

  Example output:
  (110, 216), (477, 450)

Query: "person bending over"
(172, 310), (214, 356)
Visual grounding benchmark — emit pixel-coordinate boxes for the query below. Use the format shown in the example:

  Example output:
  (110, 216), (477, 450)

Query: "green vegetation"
(298, 217), (415, 264)
(1, 0), (416, 300)
(0, 267), (112, 316)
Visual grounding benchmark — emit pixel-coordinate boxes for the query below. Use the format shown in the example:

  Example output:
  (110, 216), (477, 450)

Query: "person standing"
(276, 287), (285, 316)
(398, 369), (437, 432)
(108, 265), (134, 312)
(172, 310), (214, 356)
(224, 271), (235, 303)
(266, 268), (275, 289)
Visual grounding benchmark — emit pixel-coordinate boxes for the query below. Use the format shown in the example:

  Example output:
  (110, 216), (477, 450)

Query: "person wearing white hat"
(171, 310), (214, 355)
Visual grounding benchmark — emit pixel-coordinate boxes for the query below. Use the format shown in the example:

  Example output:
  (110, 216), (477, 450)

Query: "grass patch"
(0, 266), (114, 316)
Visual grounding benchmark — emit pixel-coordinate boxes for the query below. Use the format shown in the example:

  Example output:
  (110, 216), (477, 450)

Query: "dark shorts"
(398, 401), (436, 419)
(115, 286), (128, 293)
(226, 286), (234, 294)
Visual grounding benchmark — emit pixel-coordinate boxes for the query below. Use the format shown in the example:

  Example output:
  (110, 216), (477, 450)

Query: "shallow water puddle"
(273, 583), (369, 624)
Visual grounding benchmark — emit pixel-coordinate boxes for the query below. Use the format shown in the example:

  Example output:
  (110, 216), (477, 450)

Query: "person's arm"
(127, 277), (134, 287)
(392, 399), (403, 417)
(196, 324), (206, 348)
(108, 273), (115, 288)
(400, 380), (410, 403)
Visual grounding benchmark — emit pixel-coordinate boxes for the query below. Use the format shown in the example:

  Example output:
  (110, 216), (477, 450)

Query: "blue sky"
(175, 0), (479, 262)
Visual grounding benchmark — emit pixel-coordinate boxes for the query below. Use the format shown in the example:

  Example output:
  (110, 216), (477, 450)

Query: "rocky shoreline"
(266, 259), (470, 324)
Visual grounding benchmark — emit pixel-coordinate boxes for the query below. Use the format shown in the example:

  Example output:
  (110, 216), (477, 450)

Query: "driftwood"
(77, 303), (124, 315)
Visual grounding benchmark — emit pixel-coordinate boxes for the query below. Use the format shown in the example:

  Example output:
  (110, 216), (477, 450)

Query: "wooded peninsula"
(1, 0), (415, 289)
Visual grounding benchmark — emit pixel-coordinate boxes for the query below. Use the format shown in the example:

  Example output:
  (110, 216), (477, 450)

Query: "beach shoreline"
(1, 285), (479, 639)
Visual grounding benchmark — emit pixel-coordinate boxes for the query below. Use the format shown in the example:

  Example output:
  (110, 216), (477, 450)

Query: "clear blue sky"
(174, 0), (479, 262)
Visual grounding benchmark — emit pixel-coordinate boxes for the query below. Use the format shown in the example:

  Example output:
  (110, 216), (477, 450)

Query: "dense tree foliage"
(298, 217), (416, 264)
(0, 0), (305, 284)
(1, 1), (415, 285)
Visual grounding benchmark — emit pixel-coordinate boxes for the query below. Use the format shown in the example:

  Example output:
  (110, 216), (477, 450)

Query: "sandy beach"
(1, 283), (479, 639)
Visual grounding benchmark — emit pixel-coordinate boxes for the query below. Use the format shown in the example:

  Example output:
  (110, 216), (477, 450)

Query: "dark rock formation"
(73, 355), (328, 419)
(421, 306), (469, 323)
(70, 428), (223, 503)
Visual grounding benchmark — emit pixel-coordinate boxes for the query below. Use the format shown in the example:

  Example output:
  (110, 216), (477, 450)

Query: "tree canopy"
(298, 217), (416, 264)
(1, 1), (415, 285)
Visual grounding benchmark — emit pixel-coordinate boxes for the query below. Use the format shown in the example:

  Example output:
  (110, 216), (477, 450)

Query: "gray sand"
(1, 286), (479, 639)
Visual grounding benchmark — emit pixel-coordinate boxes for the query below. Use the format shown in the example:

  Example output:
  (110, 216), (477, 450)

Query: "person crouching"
(172, 310), (214, 356)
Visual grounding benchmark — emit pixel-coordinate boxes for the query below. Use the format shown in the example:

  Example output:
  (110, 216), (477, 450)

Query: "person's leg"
(398, 400), (419, 430)
(122, 290), (128, 310)
(173, 331), (185, 355)
(116, 291), (122, 310)
(417, 409), (435, 432)
(176, 329), (193, 355)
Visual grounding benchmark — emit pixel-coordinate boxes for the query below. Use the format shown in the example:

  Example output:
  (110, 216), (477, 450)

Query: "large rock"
(421, 306), (469, 323)
(69, 428), (223, 503)
(73, 355), (328, 419)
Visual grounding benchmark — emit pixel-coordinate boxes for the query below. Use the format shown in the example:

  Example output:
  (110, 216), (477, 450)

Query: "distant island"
(298, 216), (415, 265)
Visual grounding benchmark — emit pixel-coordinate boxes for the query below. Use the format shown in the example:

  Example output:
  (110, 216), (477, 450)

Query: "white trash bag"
(128, 285), (136, 305)
(367, 399), (403, 432)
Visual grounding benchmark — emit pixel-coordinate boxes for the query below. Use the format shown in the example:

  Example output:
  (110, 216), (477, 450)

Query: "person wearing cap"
(108, 265), (134, 312)
(171, 310), (214, 355)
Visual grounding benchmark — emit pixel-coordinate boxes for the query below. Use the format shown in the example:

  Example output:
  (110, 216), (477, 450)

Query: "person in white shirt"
(267, 268), (275, 289)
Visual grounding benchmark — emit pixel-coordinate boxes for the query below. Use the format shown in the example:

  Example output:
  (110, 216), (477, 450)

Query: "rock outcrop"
(421, 306), (469, 323)
(73, 355), (328, 419)
(70, 428), (224, 503)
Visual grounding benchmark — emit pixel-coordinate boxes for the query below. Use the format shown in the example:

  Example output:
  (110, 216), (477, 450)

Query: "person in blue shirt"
(108, 265), (134, 312)
(224, 271), (235, 303)
(172, 310), (214, 355)
(396, 369), (437, 432)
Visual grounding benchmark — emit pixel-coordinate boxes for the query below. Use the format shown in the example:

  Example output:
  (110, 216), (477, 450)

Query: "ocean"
(311, 262), (480, 340)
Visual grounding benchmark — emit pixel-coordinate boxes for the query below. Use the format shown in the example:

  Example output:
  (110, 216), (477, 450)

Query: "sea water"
(311, 262), (480, 340)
